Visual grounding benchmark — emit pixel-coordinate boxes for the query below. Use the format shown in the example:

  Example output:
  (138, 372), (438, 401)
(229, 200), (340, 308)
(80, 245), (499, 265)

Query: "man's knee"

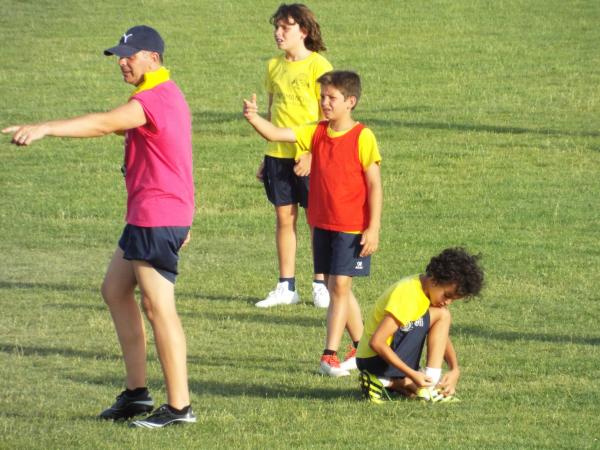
(101, 279), (118, 305)
(141, 295), (156, 321)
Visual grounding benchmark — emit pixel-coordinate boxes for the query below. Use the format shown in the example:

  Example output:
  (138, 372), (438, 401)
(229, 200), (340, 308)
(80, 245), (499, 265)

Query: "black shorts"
(313, 227), (371, 277)
(356, 310), (430, 378)
(263, 155), (309, 208)
(118, 224), (190, 283)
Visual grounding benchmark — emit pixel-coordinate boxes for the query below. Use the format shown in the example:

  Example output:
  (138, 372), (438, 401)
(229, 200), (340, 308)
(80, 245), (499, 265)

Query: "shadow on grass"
(195, 310), (325, 328)
(0, 280), (265, 306)
(0, 343), (121, 361)
(186, 353), (313, 371)
(189, 379), (359, 401)
(65, 372), (360, 402)
(178, 291), (262, 305)
(455, 324), (600, 346)
(360, 115), (600, 139)
(193, 108), (600, 139)
(0, 280), (98, 294)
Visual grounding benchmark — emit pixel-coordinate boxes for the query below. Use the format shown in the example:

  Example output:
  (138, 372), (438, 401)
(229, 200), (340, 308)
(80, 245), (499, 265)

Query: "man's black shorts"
(118, 224), (190, 283)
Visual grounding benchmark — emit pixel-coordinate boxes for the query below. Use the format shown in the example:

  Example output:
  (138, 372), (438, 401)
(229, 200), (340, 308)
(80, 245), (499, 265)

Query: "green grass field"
(1, 0), (599, 448)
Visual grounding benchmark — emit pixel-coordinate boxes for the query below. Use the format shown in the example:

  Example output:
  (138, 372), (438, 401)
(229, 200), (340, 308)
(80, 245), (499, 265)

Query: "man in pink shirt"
(3, 25), (196, 428)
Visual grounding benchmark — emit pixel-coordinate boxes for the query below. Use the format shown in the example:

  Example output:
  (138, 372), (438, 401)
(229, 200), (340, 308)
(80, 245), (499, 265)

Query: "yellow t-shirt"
(356, 275), (431, 359)
(265, 52), (333, 159)
(292, 122), (382, 170)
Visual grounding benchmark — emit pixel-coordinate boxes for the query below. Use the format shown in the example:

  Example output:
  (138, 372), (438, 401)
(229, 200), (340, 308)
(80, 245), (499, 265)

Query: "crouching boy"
(356, 247), (484, 403)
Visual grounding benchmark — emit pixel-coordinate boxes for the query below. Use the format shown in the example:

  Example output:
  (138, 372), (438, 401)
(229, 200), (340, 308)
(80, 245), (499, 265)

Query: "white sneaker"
(255, 282), (300, 308)
(319, 354), (351, 377)
(312, 282), (330, 308)
(339, 346), (357, 371)
(416, 386), (445, 402)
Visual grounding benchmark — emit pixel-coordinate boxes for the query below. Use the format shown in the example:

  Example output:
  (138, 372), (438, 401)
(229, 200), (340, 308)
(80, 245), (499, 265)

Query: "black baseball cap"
(104, 25), (164, 57)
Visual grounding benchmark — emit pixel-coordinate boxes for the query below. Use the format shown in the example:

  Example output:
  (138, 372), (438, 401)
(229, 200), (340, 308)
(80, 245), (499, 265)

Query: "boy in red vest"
(243, 70), (382, 376)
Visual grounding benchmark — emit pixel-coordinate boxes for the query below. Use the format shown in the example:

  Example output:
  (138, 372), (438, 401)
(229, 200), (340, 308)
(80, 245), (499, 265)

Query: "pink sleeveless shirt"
(124, 80), (195, 227)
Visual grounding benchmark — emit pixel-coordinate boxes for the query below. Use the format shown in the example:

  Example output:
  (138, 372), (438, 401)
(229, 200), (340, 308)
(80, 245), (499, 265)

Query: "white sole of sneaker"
(319, 364), (351, 377)
(339, 357), (357, 371)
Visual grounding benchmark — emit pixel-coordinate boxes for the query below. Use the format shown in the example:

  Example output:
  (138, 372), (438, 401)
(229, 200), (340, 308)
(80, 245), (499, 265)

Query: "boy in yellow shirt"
(357, 248), (484, 403)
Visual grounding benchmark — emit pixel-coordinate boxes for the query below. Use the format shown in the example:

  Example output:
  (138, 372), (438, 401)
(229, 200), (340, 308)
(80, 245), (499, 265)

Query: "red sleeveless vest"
(307, 121), (369, 232)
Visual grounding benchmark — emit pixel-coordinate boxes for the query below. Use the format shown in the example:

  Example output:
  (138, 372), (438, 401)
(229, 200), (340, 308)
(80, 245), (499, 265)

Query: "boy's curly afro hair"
(425, 248), (484, 298)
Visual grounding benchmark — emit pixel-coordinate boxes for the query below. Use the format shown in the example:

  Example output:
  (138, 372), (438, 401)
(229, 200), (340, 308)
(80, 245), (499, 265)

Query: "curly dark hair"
(425, 248), (484, 298)
(270, 3), (326, 52)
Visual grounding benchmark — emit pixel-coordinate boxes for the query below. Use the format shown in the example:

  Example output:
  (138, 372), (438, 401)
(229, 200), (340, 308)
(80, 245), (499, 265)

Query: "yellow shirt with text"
(265, 52), (332, 159)
(356, 276), (431, 359)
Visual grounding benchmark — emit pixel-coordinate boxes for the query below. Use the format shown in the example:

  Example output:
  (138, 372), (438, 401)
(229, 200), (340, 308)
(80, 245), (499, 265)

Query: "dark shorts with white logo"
(356, 310), (430, 378)
(263, 155), (309, 208)
(312, 227), (371, 277)
(118, 224), (190, 284)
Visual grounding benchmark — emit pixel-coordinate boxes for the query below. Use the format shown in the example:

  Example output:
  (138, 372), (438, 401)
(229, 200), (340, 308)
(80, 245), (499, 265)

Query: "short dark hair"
(270, 3), (326, 52)
(317, 70), (361, 107)
(425, 248), (484, 298)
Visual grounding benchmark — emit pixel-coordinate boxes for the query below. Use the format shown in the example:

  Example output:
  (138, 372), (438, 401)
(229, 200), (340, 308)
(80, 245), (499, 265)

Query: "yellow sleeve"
(383, 285), (415, 327)
(358, 128), (382, 170)
(291, 123), (319, 154)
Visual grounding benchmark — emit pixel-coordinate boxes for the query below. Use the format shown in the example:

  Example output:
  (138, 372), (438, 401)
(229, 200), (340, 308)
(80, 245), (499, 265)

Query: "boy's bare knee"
(429, 306), (452, 325)
(330, 282), (350, 298)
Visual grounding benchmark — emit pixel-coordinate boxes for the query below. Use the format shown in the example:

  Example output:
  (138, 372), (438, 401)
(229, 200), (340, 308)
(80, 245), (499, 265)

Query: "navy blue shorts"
(263, 155), (309, 208)
(118, 224), (190, 283)
(313, 227), (371, 277)
(356, 310), (430, 378)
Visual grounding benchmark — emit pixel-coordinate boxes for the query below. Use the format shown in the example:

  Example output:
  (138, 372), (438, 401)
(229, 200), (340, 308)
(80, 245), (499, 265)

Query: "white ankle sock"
(425, 367), (442, 385)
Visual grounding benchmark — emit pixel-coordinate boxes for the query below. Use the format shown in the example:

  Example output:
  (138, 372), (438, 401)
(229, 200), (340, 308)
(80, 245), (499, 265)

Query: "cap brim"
(103, 45), (139, 57)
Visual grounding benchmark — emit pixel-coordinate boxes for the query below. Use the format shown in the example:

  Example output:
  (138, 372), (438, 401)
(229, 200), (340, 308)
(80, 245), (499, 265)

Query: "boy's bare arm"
(370, 314), (432, 388)
(2, 100), (146, 146)
(243, 93), (296, 143)
(438, 336), (460, 395)
(360, 162), (382, 257)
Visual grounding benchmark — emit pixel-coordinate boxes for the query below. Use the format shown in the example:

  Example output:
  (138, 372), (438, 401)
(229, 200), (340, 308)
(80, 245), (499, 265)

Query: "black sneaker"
(129, 404), (197, 429)
(98, 390), (154, 421)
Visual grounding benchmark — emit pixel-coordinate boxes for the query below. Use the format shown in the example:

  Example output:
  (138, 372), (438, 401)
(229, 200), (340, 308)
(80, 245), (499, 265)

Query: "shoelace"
(322, 354), (341, 367)
(343, 346), (356, 360)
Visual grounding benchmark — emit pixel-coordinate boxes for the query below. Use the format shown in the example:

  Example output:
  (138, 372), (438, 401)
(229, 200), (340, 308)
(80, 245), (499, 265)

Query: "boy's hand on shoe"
(293, 153), (311, 176)
(359, 227), (379, 257)
(437, 368), (460, 396)
(411, 371), (433, 388)
(243, 94), (259, 122)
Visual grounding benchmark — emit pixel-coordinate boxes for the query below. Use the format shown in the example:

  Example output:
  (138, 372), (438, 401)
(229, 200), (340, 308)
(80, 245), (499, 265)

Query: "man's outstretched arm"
(2, 100), (147, 146)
